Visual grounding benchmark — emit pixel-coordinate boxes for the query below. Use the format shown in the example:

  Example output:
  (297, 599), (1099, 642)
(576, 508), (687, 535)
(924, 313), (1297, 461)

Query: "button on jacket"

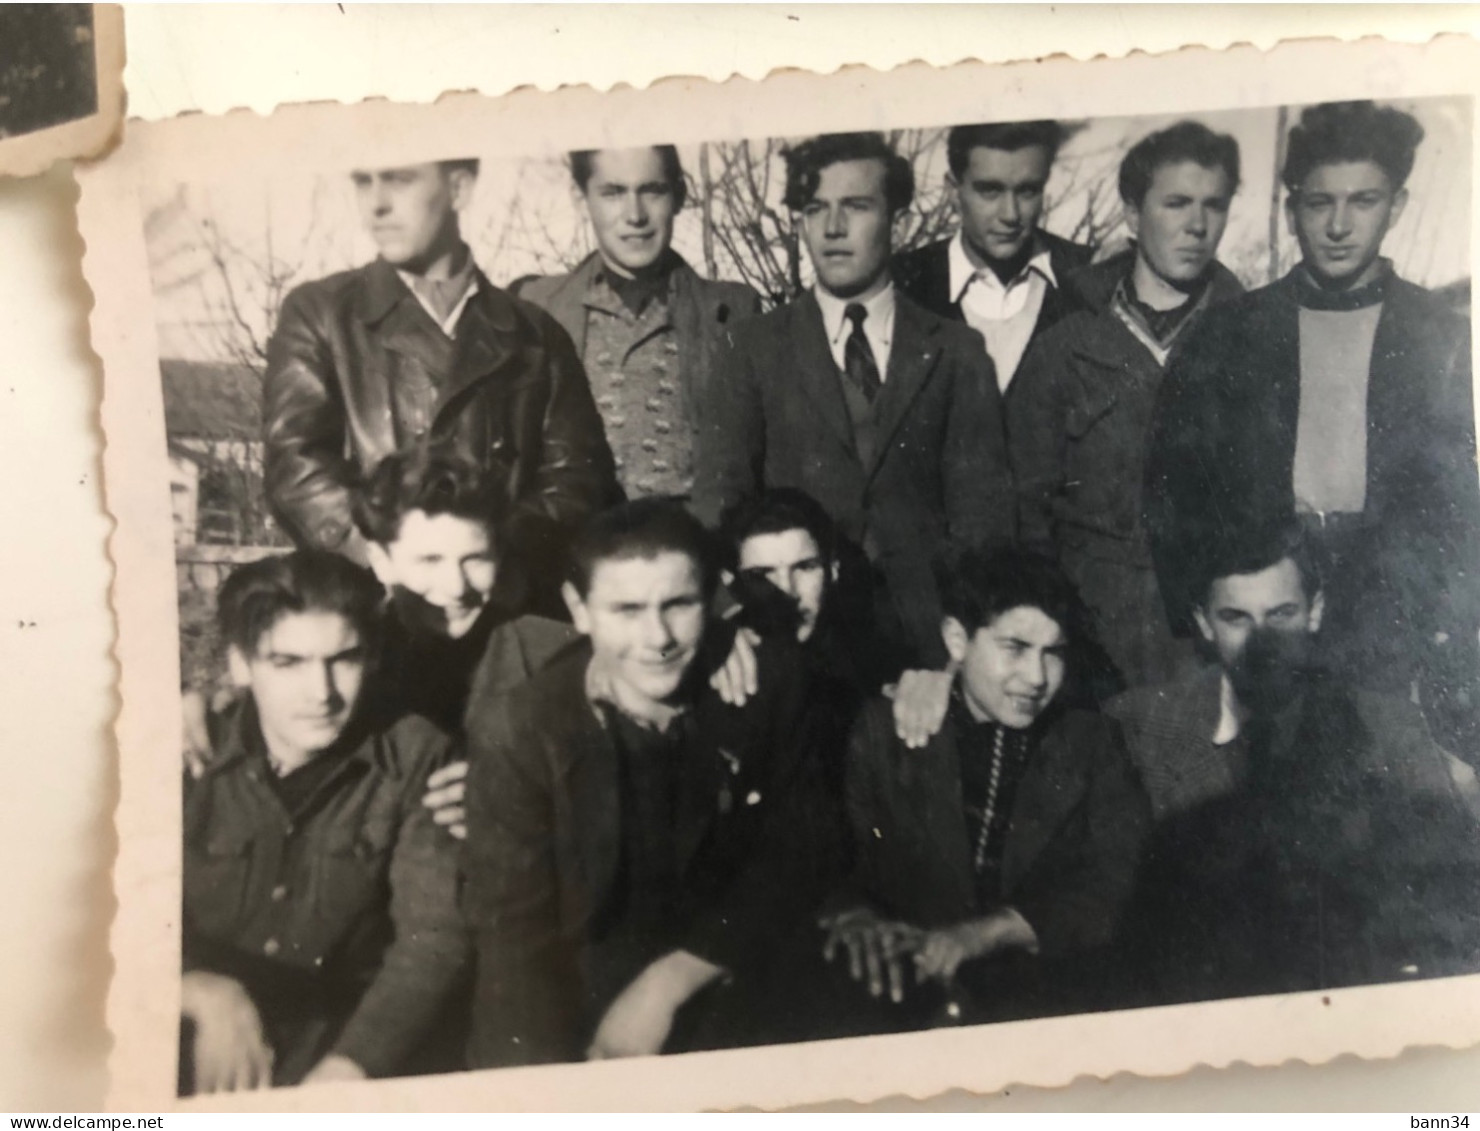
(263, 257), (618, 570)
(182, 699), (469, 1082)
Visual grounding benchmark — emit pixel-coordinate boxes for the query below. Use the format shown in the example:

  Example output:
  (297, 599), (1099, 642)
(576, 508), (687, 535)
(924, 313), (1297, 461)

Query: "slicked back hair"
(567, 497), (718, 600)
(719, 488), (839, 572)
(569, 145), (689, 212)
(782, 132), (915, 216)
(1282, 100), (1425, 193)
(439, 158), (481, 178)
(1118, 120), (1242, 208)
(946, 121), (1067, 179)
(351, 448), (508, 548)
(217, 549), (384, 659)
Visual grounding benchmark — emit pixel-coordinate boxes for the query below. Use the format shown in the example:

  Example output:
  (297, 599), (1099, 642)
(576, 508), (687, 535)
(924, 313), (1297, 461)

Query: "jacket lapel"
(900, 723), (977, 920)
(792, 292), (858, 455)
(1000, 714), (1084, 897)
(556, 694), (623, 926)
(549, 254), (601, 356)
(435, 273), (523, 418)
(867, 294), (942, 480)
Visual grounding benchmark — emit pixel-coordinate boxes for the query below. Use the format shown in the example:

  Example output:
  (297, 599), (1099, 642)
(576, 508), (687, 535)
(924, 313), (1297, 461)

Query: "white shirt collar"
(1212, 672), (1243, 746)
(815, 280), (896, 349)
(947, 230), (1058, 304)
(396, 269), (479, 338)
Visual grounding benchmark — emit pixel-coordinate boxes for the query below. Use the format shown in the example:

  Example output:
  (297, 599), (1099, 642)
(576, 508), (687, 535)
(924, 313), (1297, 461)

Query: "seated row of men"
(179, 450), (1480, 1092)
(262, 99), (1478, 744)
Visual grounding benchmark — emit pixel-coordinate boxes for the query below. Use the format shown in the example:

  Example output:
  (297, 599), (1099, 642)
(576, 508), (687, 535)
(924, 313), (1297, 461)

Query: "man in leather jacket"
(263, 159), (618, 586)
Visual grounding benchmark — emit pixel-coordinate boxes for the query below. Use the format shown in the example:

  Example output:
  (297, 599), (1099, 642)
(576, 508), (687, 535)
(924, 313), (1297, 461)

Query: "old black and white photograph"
(81, 33), (1480, 1111)
(0, 3), (122, 177)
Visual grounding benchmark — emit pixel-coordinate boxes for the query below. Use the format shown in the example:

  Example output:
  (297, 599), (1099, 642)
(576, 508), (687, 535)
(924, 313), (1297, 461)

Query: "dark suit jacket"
(892, 230), (1093, 399)
(263, 258), (617, 568)
(841, 697), (1151, 961)
(516, 251), (762, 415)
(692, 290), (1014, 665)
(1144, 268), (1480, 638)
(462, 637), (841, 1068)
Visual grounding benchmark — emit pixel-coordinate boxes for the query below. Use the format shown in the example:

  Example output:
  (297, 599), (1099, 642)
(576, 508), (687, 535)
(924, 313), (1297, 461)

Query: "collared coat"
(263, 258), (617, 568)
(514, 251), (762, 414)
(1006, 258), (1245, 687)
(1143, 269), (1480, 642)
(182, 700), (468, 1084)
(891, 230), (1093, 406)
(691, 290), (1015, 667)
(461, 637), (843, 1068)
(841, 696), (1151, 960)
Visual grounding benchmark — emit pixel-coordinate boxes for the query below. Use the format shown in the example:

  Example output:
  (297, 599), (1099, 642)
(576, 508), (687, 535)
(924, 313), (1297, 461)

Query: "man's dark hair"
(569, 145), (689, 211)
(217, 550), (384, 658)
(351, 449), (508, 547)
(1281, 100), (1425, 192)
(1118, 120), (1242, 207)
(719, 488), (838, 571)
(439, 158), (481, 178)
(782, 132), (915, 215)
(946, 120), (1067, 180)
(567, 497), (718, 599)
(1197, 518), (1324, 608)
(937, 545), (1092, 650)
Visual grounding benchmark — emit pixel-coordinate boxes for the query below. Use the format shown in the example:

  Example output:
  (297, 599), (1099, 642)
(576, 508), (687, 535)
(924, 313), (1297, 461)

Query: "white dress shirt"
(815, 281), (896, 381)
(948, 231), (1057, 392)
(397, 269), (479, 339)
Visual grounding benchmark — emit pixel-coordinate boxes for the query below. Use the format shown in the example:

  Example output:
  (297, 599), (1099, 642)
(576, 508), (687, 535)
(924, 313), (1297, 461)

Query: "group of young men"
(177, 99), (1480, 1092)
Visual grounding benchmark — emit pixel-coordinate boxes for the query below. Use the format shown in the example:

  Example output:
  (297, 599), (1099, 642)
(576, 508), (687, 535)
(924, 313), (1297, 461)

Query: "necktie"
(844, 303), (882, 403)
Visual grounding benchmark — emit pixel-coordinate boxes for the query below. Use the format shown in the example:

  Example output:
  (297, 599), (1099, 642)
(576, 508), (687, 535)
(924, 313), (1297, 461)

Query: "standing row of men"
(177, 99), (1480, 1090)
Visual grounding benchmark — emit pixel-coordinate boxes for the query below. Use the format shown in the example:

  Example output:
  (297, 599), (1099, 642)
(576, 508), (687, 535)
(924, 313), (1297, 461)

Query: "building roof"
(160, 358), (263, 441)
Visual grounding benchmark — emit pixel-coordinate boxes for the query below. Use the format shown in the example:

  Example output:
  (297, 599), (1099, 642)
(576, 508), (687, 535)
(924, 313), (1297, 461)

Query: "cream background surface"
(5, 4), (1480, 1113)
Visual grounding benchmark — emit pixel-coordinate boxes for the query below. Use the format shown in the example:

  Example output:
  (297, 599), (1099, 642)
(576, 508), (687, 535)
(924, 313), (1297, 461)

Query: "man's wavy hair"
(217, 550), (384, 659)
(1118, 120), (1242, 208)
(1281, 101), (1425, 193)
(782, 132), (915, 216)
(568, 145), (689, 211)
(945, 120), (1068, 180)
(351, 448), (509, 548)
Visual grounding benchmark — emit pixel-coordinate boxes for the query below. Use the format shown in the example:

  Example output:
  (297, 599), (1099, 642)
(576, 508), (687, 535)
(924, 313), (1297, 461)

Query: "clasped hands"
(820, 906), (1037, 1004)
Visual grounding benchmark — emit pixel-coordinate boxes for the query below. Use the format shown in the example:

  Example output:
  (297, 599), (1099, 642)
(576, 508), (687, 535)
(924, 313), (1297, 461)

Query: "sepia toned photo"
(0, 4), (123, 178)
(83, 34), (1480, 1111)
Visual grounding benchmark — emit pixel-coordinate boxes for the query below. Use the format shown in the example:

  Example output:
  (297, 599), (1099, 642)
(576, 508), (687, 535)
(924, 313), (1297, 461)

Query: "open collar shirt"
(948, 230), (1057, 391)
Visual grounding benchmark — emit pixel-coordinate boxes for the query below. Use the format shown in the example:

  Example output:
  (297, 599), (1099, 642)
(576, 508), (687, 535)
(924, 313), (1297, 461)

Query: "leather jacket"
(264, 257), (618, 571)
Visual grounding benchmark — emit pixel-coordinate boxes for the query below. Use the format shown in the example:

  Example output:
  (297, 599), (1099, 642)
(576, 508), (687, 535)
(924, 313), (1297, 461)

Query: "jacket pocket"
(314, 813), (398, 930)
(183, 829), (255, 936)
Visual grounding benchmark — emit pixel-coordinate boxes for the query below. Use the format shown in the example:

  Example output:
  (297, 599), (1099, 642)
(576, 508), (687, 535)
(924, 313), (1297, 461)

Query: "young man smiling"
(694, 131), (1014, 671)
(815, 547), (1150, 1033)
(1008, 121), (1246, 690)
(462, 499), (840, 1066)
(516, 145), (760, 500)
(1146, 102), (1480, 724)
